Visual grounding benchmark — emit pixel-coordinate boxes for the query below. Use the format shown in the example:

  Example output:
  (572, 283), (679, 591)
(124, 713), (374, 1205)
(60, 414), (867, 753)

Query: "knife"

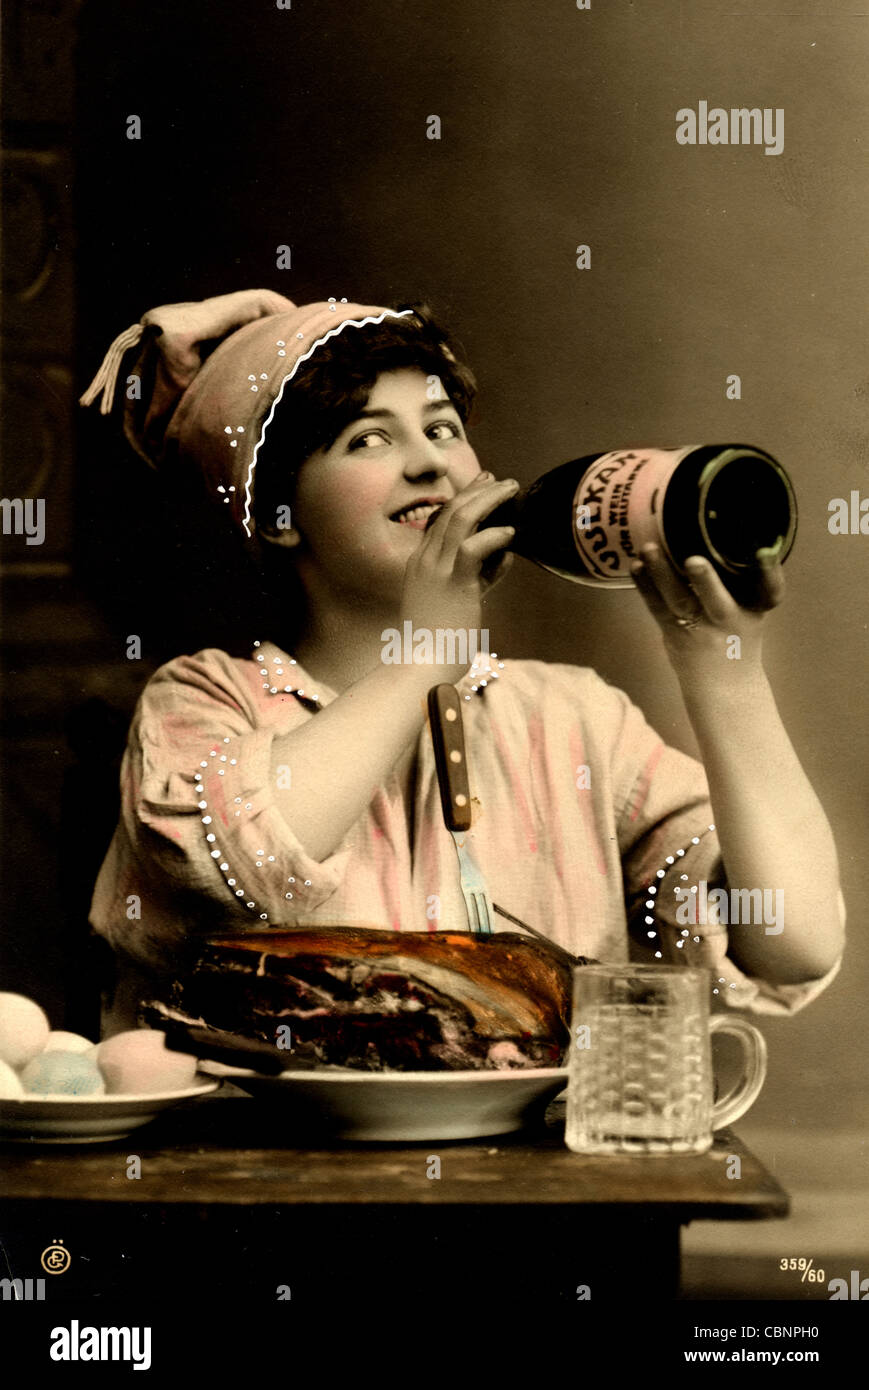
(427, 683), (494, 936)
(426, 684), (597, 965)
(140, 1005), (349, 1073)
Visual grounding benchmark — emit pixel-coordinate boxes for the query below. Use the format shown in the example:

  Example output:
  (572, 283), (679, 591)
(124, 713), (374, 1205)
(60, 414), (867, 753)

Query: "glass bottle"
(485, 444), (797, 607)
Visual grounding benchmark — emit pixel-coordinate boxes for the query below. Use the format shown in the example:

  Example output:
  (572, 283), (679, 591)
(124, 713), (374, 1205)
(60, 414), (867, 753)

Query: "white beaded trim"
(194, 736), (270, 921)
(194, 729), (314, 923)
(464, 650), (504, 700)
(643, 824), (742, 996)
(253, 640), (320, 704)
(240, 307), (415, 539)
(252, 640), (506, 703)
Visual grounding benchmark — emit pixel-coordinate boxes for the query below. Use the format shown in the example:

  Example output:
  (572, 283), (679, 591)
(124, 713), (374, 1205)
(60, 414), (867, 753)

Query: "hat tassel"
(79, 323), (145, 415)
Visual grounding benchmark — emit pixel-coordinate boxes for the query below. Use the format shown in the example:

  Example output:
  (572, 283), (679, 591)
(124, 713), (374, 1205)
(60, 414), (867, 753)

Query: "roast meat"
(168, 926), (586, 1072)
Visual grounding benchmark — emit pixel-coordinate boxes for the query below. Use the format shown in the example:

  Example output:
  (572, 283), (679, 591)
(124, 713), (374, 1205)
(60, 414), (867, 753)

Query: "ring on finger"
(674, 610), (703, 630)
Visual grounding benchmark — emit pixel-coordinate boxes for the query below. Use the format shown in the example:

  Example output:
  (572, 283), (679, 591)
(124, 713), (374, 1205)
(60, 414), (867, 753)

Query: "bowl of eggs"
(0, 993), (219, 1143)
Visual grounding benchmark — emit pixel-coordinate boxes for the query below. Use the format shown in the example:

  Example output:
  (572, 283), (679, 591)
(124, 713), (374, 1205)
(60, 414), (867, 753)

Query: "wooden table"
(0, 1091), (789, 1305)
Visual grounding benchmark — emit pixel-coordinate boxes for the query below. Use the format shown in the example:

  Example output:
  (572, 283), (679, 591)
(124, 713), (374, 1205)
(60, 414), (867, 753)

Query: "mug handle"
(708, 1015), (768, 1131)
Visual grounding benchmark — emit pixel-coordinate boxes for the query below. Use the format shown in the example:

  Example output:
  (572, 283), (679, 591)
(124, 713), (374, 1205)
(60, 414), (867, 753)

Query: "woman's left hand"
(630, 544), (784, 679)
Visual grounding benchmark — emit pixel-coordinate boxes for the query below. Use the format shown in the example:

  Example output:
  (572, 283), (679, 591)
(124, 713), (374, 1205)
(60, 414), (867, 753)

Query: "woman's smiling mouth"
(389, 500), (447, 528)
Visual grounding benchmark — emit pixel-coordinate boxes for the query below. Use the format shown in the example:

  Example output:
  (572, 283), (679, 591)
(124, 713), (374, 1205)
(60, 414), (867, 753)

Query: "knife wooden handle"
(148, 1014), (289, 1074)
(427, 683), (472, 832)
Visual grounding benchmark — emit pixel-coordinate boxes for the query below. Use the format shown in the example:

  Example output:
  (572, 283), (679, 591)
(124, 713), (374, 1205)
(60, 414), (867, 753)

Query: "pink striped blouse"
(90, 639), (842, 1033)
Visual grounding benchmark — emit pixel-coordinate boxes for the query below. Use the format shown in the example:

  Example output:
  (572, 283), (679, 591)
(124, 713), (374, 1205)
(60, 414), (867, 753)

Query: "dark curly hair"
(252, 301), (478, 533)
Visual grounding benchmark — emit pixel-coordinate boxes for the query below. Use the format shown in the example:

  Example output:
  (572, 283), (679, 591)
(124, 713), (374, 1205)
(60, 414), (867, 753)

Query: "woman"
(81, 289), (845, 1035)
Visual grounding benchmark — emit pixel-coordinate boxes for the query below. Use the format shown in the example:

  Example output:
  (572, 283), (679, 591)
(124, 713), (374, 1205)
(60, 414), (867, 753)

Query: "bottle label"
(572, 447), (696, 578)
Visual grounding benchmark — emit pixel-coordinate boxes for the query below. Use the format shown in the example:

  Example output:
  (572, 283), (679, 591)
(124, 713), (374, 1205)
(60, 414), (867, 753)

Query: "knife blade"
(140, 1004), (345, 1073)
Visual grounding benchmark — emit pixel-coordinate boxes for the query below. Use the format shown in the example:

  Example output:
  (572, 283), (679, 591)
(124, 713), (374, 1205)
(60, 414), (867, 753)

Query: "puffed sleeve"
(123, 649), (352, 929)
(598, 674), (844, 1016)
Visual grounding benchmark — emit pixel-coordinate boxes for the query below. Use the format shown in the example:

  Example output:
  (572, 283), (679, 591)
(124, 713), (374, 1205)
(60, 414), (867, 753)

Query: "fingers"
(637, 543), (704, 622)
(634, 544), (783, 631)
(750, 547), (786, 610)
(426, 474), (519, 562)
(454, 525), (516, 582)
(630, 557), (673, 625)
(633, 546), (738, 629)
(424, 471), (496, 534)
(480, 549), (514, 593)
(682, 556), (733, 625)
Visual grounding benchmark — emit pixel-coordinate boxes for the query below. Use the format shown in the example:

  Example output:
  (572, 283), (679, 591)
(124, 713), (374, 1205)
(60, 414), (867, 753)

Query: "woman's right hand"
(398, 472), (519, 679)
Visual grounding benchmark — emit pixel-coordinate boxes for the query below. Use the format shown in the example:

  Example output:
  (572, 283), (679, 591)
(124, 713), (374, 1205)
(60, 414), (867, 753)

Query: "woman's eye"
(349, 430), (387, 450)
(348, 421), (461, 450)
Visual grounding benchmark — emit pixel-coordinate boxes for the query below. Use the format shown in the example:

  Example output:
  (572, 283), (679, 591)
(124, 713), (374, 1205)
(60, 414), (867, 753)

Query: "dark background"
(1, 0), (867, 1290)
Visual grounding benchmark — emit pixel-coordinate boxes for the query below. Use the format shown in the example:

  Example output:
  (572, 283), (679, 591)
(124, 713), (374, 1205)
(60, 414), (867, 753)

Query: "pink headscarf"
(80, 289), (419, 536)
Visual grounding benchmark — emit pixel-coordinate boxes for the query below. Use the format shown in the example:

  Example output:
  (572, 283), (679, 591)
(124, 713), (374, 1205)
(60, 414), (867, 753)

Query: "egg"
(43, 1031), (96, 1054)
(0, 1059), (25, 1099)
(0, 993), (50, 1069)
(20, 1052), (106, 1096)
(94, 1029), (197, 1095)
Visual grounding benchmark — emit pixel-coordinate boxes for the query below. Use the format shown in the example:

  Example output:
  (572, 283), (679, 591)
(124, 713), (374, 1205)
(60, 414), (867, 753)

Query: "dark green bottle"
(485, 444), (797, 607)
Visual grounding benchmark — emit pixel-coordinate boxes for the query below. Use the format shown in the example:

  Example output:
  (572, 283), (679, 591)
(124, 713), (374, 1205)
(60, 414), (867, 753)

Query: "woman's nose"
(403, 437), (450, 480)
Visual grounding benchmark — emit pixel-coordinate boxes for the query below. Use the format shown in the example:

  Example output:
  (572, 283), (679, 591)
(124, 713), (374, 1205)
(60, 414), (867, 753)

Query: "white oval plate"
(0, 1076), (220, 1144)
(200, 1061), (568, 1141)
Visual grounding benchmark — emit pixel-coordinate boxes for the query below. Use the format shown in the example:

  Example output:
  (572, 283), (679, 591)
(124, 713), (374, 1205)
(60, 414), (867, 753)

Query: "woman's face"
(285, 367), (483, 606)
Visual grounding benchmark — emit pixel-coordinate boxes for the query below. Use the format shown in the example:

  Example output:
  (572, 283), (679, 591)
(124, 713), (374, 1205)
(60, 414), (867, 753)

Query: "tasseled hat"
(80, 290), (421, 537)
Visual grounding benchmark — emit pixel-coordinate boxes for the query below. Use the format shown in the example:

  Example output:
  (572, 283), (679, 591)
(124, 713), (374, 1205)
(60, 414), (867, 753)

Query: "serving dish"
(199, 1059), (567, 1141)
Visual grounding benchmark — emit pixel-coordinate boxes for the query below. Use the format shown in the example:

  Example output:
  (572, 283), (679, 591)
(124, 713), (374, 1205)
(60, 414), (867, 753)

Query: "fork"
(427, 683), (494, 936)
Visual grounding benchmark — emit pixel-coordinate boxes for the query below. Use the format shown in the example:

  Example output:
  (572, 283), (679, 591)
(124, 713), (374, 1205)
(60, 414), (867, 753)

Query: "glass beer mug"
(566, 965), (767, 1155)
